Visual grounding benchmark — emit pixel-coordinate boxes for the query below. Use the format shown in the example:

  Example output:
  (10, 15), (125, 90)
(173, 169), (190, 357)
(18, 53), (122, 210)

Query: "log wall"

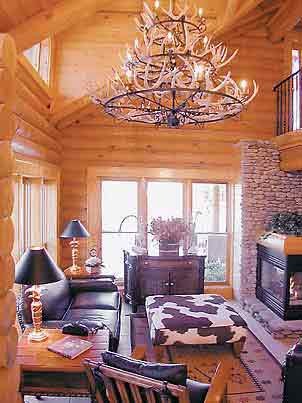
(55, 17), (285, 267)
(0, 33), (20, 403)
(12, 56), (62, 164)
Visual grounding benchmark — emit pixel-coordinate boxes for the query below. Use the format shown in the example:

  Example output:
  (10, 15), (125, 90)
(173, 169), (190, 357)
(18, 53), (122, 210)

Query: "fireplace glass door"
(261, 260), (285, 302)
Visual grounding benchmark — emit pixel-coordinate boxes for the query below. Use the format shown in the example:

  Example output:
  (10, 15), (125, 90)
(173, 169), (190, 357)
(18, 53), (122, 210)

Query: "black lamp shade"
(15, 247), (65, 286)
(60, 219), (90, 239)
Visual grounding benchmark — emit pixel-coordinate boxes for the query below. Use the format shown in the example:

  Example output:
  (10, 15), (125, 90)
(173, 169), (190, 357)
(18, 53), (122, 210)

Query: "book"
(48, 336), (93, 359)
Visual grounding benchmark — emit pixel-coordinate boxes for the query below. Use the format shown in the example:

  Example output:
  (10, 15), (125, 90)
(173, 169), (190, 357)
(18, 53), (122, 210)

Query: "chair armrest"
(69, 279), (118, 294)
(204, 350), (234, 403)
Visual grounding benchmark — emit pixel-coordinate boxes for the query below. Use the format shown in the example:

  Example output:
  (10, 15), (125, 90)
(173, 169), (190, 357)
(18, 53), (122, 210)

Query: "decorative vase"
(159, 240), (180, 256)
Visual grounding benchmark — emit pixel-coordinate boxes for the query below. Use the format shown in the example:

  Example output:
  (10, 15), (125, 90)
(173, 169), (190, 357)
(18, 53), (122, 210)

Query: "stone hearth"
(242, 297), (302, 339)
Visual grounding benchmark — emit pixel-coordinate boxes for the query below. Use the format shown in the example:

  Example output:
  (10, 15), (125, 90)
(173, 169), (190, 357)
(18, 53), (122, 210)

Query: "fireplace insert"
(256, 236), (302, 320)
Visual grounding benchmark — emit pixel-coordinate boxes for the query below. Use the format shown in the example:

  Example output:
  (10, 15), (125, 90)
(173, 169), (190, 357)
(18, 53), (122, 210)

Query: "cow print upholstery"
(146, 294), (247, 346)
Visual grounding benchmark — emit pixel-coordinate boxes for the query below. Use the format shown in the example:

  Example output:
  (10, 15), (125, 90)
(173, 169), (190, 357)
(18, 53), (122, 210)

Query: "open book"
(48, 336), (93, 359)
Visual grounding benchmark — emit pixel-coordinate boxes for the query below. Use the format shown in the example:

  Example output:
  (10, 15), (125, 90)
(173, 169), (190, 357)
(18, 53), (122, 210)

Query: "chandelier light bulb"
(126, 69), (133, 82)
(167, 31), (173, 42)
(154, 0), (160, 9)
(240, 79), (248, 93)
(134, 38), (139, 48)
(198, 8), (203, 18)
(194, 64), (203, 81)
(203, 36), (208, 46)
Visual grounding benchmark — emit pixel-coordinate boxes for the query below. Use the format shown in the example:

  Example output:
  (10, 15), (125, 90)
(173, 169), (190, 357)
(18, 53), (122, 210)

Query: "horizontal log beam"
(267, 0), (302, 43)
(9, 0), (101, 53)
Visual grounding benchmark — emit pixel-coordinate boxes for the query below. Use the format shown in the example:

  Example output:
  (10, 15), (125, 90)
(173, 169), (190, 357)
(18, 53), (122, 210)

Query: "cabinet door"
(138, 269), (170, 301)
(170, 265), (202, 295)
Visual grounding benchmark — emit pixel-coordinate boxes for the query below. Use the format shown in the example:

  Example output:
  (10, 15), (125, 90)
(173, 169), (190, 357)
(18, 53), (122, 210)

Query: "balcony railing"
(273, 69), (302, 136)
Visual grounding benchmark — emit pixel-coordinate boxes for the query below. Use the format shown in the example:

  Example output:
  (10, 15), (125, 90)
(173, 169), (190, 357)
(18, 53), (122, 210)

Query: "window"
(101, 181), (138, 278)
(192, 183), (227, 282)
(23, 38), (51, 84)
(147, 181), (183, 255)
(100, 178), (230, 283)
(12, 176), (58, 263)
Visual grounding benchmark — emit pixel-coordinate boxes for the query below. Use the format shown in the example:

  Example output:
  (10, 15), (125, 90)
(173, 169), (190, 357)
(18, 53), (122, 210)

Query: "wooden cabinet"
(123, 251), (205, 311)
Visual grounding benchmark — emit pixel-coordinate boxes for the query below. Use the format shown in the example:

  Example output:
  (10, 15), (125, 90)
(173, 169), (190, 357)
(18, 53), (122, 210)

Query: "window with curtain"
(100, 179), (230, 283)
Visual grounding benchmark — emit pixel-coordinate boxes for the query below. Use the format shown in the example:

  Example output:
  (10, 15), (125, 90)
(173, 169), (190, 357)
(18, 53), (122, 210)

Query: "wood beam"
(0, 33), (20, 403)
(50, 96), (98, 129)
(267, 0), (302, 43)
(9, 0), (100, 53)
(215, 0), (263, 38)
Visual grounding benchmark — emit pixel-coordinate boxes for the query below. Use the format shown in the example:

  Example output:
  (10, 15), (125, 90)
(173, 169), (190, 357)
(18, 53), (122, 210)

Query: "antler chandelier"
(90, 1), (258, 128)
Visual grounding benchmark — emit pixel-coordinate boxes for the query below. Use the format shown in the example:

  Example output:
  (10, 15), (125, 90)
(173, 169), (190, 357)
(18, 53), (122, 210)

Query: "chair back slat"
(129, 384), (143, 403)
(145, 389), (157, 403)
(115, 379), (131, 403)
(103, 377), (119, 403)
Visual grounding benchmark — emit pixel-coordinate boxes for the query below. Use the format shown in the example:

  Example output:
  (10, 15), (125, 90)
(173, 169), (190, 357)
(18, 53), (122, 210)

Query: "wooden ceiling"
(0, 0), (61, 32)
(1, 0), (300, 53)
(0, 0), (301, 129)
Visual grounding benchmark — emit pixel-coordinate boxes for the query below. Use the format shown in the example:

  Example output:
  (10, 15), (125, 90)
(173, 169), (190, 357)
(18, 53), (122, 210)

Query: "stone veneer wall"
(237, 140), (302, 300)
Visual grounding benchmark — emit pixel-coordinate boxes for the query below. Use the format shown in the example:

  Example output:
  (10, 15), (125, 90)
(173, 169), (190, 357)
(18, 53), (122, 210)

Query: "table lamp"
(15, 247), (65, 342)
(60, 219), (90, 272)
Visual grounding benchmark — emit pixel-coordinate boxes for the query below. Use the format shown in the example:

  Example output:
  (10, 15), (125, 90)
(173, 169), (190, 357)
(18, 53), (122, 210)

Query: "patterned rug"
(130, 314), (284, 403)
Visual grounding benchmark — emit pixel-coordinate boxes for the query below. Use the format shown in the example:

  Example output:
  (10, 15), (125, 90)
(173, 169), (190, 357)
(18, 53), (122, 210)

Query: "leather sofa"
(18, 277), (121, 351)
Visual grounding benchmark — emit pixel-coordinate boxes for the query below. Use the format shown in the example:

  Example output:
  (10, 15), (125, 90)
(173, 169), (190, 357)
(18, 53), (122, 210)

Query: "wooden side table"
(17, 328), (109, 400)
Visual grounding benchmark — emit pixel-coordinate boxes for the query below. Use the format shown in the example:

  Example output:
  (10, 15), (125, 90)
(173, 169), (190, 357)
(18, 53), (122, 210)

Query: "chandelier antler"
(90, 1), (258, 128)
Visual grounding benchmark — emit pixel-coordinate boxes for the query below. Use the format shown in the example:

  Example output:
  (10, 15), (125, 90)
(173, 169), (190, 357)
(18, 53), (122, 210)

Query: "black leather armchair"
(17, 277), (122, 351)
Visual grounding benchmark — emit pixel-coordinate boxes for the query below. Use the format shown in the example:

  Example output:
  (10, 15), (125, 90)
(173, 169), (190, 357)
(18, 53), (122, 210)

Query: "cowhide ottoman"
(145, 294), (247, 357)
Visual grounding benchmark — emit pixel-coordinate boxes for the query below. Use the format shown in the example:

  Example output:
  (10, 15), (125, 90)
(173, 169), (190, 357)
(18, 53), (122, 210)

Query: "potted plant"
(149, 216), (191, 255)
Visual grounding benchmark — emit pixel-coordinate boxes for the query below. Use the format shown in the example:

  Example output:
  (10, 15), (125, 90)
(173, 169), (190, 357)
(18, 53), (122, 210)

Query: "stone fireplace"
(256, 236), (302, 320)
(234, 141), (302, 336)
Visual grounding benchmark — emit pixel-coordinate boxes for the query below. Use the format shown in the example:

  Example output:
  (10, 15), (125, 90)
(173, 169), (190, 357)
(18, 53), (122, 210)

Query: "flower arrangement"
(149, 217), (191, 243)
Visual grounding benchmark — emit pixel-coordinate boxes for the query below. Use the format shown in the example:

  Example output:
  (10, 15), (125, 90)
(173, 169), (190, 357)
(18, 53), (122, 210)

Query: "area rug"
(130, 313), (283, 403)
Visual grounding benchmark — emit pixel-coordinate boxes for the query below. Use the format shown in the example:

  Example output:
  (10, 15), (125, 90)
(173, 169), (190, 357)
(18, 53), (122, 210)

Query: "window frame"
(12, 158), (60, 263)
(95, 173), (233, 286)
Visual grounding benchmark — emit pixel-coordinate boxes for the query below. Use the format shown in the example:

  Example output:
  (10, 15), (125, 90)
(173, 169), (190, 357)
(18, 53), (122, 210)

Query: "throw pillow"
(102, 351), (188, 386)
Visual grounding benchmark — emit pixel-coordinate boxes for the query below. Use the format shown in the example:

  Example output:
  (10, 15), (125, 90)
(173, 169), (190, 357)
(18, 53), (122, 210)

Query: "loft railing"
(273, 68), (302, 136)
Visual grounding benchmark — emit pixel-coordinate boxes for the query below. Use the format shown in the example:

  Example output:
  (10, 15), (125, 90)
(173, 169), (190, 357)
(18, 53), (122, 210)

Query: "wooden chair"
(84, 346), (233, 403)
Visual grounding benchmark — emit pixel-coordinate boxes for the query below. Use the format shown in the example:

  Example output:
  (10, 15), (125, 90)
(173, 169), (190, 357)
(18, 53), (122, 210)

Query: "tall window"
(100, 179), (230, 283)
(101, 181), (138, 278)
(147, 181), (183, 255)
(192, 183), (227, 282)
(12, 176), (58, 262)
(23, 38), (51, 84)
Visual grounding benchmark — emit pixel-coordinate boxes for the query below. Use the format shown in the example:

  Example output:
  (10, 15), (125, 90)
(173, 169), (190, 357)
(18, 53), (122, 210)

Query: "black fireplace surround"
(256, 243), (302, 320)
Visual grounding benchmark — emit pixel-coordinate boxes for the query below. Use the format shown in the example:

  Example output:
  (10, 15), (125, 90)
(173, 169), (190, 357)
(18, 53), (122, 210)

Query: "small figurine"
(85, 248), (104, 273)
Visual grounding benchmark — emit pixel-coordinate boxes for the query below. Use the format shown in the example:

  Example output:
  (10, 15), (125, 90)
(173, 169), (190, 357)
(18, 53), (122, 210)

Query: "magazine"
(48, 336), (93, 359)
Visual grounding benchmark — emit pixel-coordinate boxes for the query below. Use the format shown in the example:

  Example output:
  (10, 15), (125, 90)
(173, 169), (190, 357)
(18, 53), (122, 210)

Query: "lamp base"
(28, 329), (48, 342)
(69, 264), (81, 273)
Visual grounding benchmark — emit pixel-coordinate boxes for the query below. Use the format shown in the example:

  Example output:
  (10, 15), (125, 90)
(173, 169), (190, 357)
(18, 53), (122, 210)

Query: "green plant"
(269, 212), (302, 236)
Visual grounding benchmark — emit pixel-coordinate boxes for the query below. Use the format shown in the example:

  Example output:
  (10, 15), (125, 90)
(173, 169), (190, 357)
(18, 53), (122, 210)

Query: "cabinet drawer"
(141, 259), (197, 269)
